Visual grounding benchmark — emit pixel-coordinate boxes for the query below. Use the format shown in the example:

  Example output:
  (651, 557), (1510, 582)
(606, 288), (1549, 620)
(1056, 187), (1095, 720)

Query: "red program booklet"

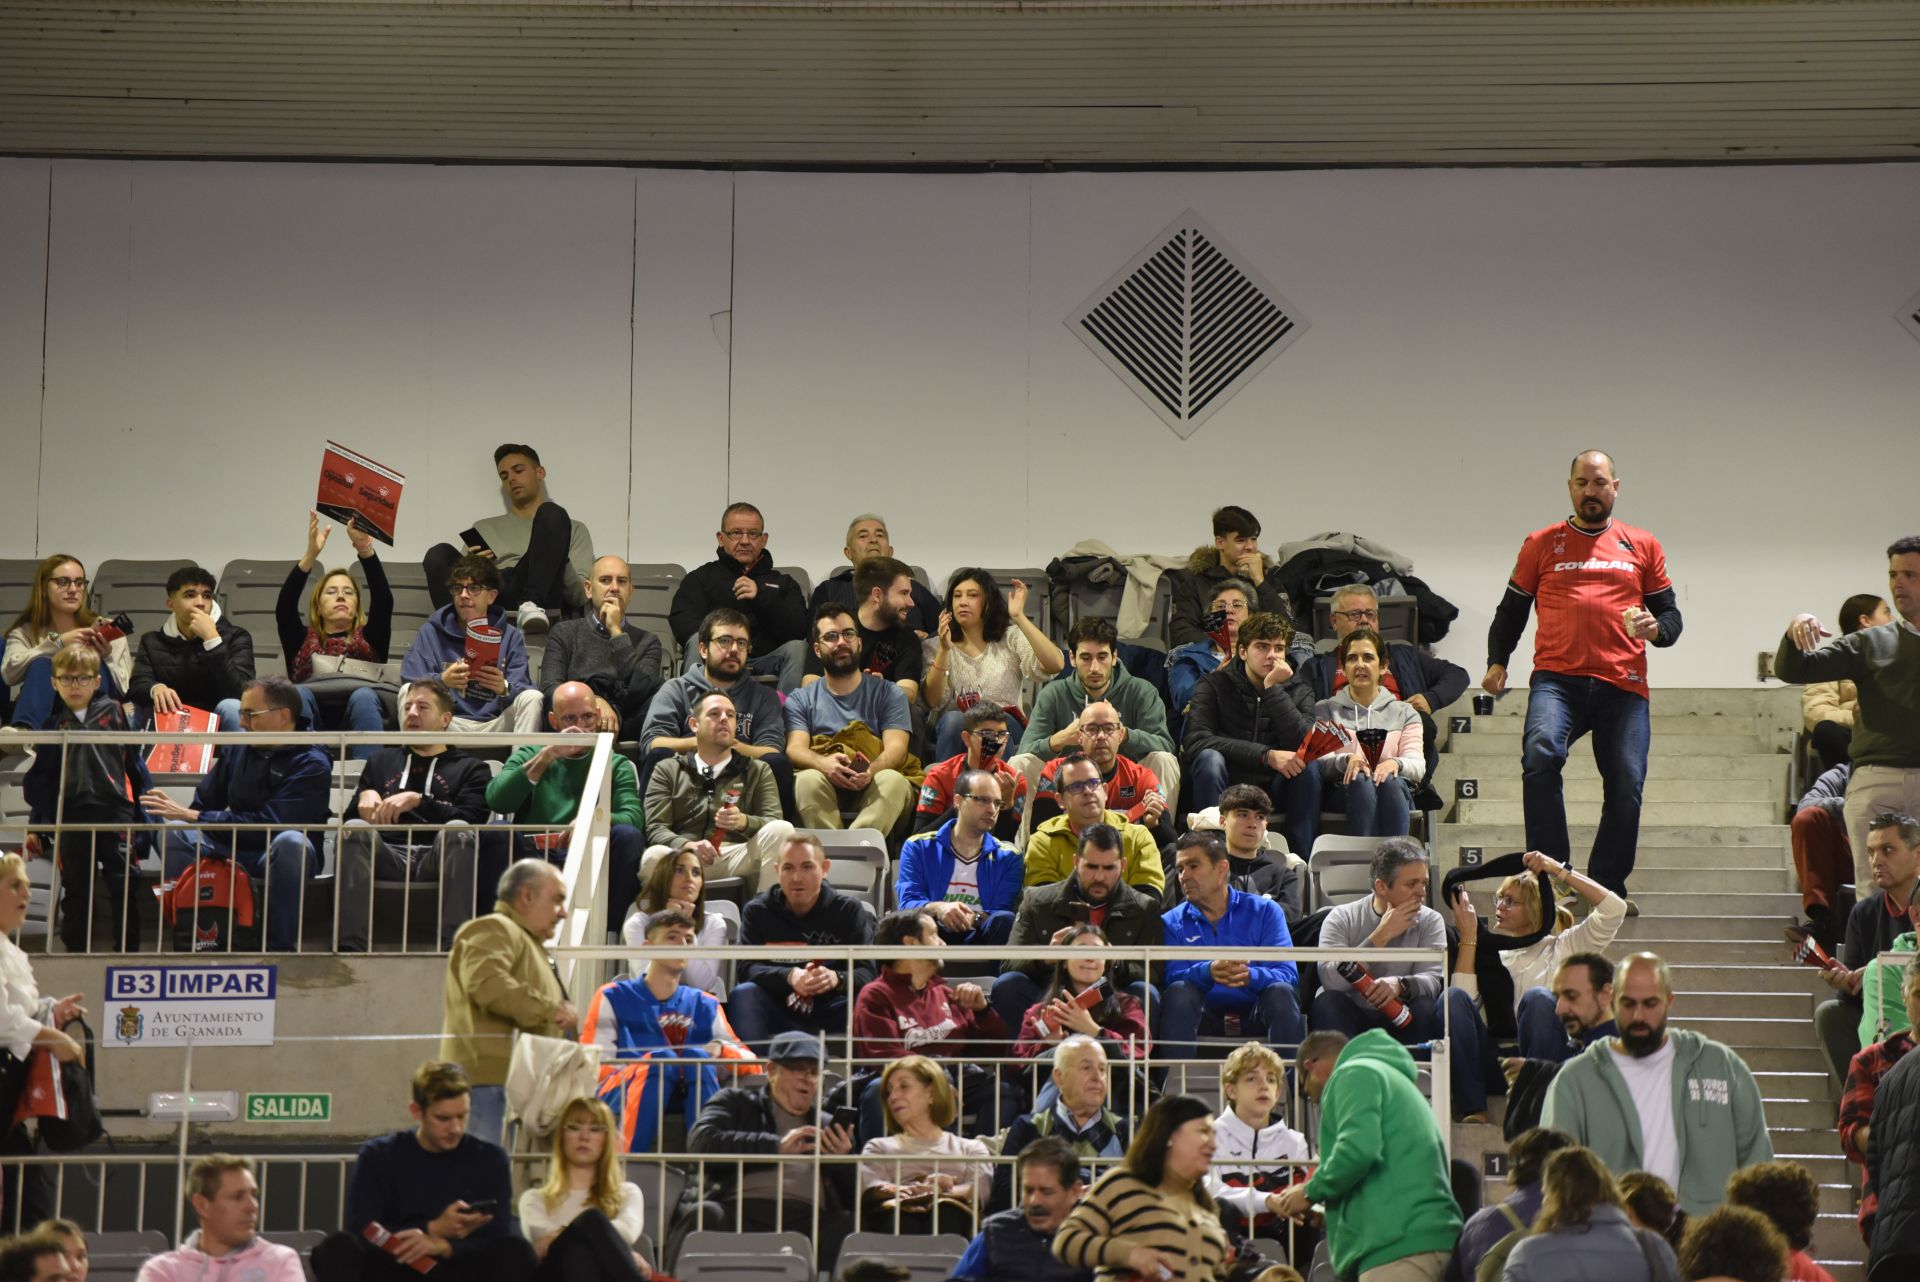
(463, 621), (503, 669)
(317, 441), (406, 545)
(146, 706), (218, 775)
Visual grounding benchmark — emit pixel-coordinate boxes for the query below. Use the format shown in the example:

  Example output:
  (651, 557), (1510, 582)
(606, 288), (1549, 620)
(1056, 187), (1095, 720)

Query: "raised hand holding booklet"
(316, 442), (405, 545)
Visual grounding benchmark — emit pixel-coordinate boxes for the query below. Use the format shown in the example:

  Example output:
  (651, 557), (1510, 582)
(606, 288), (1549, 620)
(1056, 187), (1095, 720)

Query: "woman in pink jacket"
(1283, 627), (1425, 854)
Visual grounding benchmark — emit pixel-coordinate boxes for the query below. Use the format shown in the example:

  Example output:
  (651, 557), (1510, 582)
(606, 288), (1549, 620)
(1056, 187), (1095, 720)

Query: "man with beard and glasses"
(951, 1135), (1094, 1281)
(639, 608), (795, 813)
(784, 604), (913, 833)
(916, 703), (1027, 841)
(1483, 451), (1684, 909)
(1542, 952), (1771, 1215)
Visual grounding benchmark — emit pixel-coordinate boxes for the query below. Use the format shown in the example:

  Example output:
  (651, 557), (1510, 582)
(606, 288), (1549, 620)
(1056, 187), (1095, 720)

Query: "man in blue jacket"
(895, 771), (1024, 948)
(401, 555), (544, 734)
(140, 676), (331, 951)
(1160, 830), (1304, 1063)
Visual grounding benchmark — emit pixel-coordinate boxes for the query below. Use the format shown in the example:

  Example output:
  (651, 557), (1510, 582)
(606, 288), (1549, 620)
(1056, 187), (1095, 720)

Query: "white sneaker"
(516, 602), (550, 637)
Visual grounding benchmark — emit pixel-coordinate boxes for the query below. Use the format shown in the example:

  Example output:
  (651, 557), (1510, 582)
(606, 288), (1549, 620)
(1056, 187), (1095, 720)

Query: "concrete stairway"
(1434, 687), (1867, 1280)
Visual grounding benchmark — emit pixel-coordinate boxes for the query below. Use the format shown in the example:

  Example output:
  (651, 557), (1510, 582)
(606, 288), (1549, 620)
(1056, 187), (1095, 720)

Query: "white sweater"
(1202, 1108), (1310, 1221)
(1453, 891), (1628, 1013)
(516, 1183), (645, 1245)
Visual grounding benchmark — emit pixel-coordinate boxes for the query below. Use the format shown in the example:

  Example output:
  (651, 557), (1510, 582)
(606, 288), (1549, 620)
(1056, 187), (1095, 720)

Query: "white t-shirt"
(946, 854), (982, 909)
(1608, 1038), (1679, 1187)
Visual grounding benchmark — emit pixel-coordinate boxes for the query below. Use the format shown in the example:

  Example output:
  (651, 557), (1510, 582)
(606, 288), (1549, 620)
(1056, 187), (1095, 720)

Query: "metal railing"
(5, 728), (616, 972)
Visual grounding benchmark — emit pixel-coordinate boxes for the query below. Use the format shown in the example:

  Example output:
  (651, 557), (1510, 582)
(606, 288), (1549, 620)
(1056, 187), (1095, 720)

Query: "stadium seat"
(838, 1231), (969, 1280)
(776, 565), (813, 602)
(977, 567), (1049, 638)
(676, 1254), (811, 1282)
(1309, 835), (1383, 911)
(807, 827), (890, 914)
(0, 559), (44, 616)
(625, 562), (685, 669)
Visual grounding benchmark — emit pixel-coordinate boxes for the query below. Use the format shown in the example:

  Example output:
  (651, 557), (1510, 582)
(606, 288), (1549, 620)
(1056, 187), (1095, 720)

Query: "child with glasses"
(22, 643), (152, 951)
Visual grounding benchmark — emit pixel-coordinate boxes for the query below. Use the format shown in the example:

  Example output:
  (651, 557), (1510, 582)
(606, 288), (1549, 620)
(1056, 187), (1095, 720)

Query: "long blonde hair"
(538, 1097), (624, 1218)
(8, 555), (96, 641)
(306, 569), (366, 635)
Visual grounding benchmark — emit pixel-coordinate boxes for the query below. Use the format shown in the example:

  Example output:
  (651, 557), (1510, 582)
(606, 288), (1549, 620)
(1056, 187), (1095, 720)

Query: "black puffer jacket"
(1871, 1044), (1920, 1273)
(128, 613), (255, 712)
(667, 550), (809, 655)
(1180, 658), (1315, 769)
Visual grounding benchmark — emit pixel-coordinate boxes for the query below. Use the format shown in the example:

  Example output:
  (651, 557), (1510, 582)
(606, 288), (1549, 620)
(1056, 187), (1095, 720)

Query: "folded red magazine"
(463, 621), (502, 670)
(147, 706), (218, 775)
(1297, 719), (1348, 765)
(317, 442), (405, 545)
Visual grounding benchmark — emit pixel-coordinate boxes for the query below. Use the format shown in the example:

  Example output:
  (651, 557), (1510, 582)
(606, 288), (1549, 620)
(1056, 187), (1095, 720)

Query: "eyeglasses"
(1080, 723), (1121, 736)
(1332, 608), (1378, 621)
(1494, 893), (1520, 909)
(563, 1122), (609, 1135)
(706, 635), (749, 651)
(51, 675), (97, 687)
(50, 576), (87, 590)
(553, 713), (599, 728)
(1061, 778), (1104, 796)
(816, 629), (857, 645)
(721, 529), (766, 541)
(958, 794), (1003, 809)
(237, 707), (280, 721)
(449, 583), (489, 597)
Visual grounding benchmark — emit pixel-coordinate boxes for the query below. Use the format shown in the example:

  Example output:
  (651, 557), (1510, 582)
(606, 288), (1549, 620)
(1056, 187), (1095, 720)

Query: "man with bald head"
(538, 554), (665, 734)
(1541, 951), (1771, 1214)
(1483, 451), (1683, 905)
(485, 680), (647, 916)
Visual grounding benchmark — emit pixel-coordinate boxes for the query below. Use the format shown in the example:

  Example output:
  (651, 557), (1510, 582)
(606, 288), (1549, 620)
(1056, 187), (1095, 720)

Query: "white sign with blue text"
(103, 965), (277, 1048)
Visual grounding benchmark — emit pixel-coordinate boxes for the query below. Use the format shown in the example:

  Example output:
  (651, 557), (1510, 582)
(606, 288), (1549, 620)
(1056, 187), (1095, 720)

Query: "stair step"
(1626, 890), (1804, 915)
(1760, 1096), (1841, 1128)
(1813, 1212), (1867, 1260)
(1435, 753), (1791, 785)
(1774, 1150), (1857, 1184)
(1609, 937), (1795, 963)
(1615, 916), (1791, 942)
(1619, 866), (1795, 892)
(1472, 688), (1801, 719)
(1436, 822), (1787, 853)
(1449, 799), (1782, 826)
(1446, 732), (1780, 757)
(1681, 990), (1815, 1018)
(1672, 965), (1830, 997)
(1753, 1069), (1837, 1103)
(1814, 1180), (1860, 1215)
(1464, 714), (1772, 738)
(1436, 773), (1786, 805)
(1669, 1014), (1820, 1045)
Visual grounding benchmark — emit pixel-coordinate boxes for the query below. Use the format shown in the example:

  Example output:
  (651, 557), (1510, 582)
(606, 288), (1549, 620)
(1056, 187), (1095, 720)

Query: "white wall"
(3, 156), (1917, 686)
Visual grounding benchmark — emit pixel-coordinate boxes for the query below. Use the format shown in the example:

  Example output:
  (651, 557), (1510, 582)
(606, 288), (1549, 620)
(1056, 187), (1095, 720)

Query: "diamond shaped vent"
(1068, 210), (1307, 438)
(1900, 289), (1920, 347)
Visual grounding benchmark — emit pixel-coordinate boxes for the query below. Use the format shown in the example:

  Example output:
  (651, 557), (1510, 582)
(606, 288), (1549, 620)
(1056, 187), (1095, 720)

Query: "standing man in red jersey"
(1482, 451), (1683, 908)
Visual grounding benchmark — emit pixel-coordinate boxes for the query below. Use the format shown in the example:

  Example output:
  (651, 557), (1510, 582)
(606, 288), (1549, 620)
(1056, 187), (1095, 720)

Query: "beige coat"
(1802, 678), (1859, 731)
(440, 900), (567, 1086)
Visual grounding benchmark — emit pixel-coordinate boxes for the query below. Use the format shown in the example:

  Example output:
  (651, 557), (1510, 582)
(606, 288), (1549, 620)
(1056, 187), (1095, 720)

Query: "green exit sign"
(245, 1093), (331, 1123)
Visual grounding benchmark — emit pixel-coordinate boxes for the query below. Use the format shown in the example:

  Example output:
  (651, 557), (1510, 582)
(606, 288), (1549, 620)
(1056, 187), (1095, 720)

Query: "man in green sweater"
(1012, 617), (1179, 833)
(1273, 1028), (1460, 1282)
(484, 681), (646, 924)
(1778, 534), (1920, 884)
(1541, 952), (1772, 1215)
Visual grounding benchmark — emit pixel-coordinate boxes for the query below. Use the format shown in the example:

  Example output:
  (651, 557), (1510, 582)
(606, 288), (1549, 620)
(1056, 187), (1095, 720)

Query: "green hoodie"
(1017, 660), (1176, 761)
(1303, 1029), (1461, 1280)
(485, 744), (645, 830)
(1541, 1027), (1772, 1215)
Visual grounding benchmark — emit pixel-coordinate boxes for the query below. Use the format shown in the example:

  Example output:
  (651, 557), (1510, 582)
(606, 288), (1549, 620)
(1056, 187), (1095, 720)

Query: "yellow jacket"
(1802, 679), (1858, 732)
(441, 901), (567, 1087)
(1022, 811), (1165, 897)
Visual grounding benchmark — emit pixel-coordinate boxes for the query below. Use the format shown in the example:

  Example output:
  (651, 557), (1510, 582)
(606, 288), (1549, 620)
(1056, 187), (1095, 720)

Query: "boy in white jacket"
(136, 1155), (305, 1282)
(1204, 1042), (1310, 1244)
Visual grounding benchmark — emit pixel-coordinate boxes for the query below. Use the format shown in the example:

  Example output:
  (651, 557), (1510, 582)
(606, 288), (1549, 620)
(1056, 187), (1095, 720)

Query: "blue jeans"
(725, 983), (852, 1055)
(1186, 748), (1285, 814)
(1282, 759), (1413, 855)
(1445, 986), (1507, 1119)
(296, 684), (387, 761)
(467, 1084), (507, 1147)
(1514, 985), (1579, 1062)
(1158, 978), (1305, 1065)
(1522, 672), (1651, 895)
(936, 909), (1014, 950)
(163, 824), (318, 951)
(11, 656), (125, 729)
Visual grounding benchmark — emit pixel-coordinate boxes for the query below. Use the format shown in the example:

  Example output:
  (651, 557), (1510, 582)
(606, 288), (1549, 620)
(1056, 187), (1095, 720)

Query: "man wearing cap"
(681, 1029), (857, 1266)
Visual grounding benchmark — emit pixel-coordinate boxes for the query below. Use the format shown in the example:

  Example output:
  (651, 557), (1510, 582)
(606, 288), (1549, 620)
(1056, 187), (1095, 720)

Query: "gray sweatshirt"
(538, 616), (663, 710)
(639, 668), (789, 753)
(1315, 895), (1447, 1007)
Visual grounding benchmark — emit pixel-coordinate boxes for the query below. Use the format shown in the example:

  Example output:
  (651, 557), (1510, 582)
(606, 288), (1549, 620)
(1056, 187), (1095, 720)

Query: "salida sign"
(246, 1093), (331, 1123)
(104, 965), (277, 1048)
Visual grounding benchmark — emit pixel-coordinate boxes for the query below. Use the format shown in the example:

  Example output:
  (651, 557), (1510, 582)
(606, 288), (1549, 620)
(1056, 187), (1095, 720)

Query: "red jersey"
(1036, 754), (1163, 823)
(1510, 518), (1671, 694)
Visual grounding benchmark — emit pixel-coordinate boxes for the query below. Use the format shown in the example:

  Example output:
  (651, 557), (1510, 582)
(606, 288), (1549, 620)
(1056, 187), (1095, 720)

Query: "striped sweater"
(1052, 1168), (1231, 1282)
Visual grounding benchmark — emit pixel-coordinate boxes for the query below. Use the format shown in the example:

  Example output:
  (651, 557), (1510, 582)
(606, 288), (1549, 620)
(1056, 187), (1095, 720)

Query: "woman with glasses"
(519, 1096), (653, 1280)
(277, 510), (394, 758)
(3, 555), (131, 733)
(1281, 627), (1424, 856)
(921, 569), (1063, 761)
(621, 848), (728, 999)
